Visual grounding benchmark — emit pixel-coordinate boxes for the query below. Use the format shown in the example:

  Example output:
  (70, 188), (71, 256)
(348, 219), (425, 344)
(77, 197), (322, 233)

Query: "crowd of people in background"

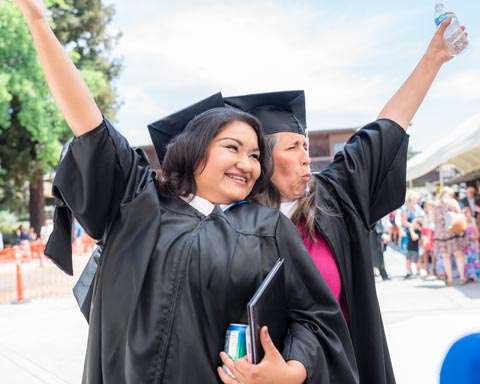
(379, 185), (480, 286)
(0, 218), (92, 263)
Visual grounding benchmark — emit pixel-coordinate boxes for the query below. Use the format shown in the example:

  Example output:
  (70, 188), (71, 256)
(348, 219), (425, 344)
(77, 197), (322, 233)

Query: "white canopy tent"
(407, 113), (480, 182)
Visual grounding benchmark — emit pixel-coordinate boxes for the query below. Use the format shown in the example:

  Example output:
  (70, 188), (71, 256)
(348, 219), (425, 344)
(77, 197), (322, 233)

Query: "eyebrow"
(218, 137), (260, 152)
(288, 140), (307, 146)
(218, 137), (243, 145)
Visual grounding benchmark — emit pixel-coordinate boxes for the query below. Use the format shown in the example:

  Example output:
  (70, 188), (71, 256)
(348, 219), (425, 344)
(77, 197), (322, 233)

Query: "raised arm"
(378, 19), (467, 130)
(14, 0), (102, 136)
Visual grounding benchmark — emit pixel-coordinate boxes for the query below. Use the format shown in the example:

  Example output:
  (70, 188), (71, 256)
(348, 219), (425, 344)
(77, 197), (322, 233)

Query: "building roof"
(407, 113), (480, 181)
(308, 126), (359, 136)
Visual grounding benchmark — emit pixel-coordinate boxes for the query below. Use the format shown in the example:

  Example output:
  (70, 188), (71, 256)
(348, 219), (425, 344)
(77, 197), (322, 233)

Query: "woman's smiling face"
(194, 120), (261, 204)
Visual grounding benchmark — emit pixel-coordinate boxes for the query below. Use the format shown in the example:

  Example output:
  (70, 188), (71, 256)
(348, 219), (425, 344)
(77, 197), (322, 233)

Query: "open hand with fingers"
(218, 327), (307, 384)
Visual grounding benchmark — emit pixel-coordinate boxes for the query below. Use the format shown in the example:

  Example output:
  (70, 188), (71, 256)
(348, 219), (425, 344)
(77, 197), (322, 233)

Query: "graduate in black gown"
(52, 102), (360, 384)
(224, 20), (468, 384)
(14, 1), (359, 383)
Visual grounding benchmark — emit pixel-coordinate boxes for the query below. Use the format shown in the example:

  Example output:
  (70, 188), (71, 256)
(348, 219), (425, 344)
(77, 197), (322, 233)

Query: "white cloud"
(115, 2), (403, 119)
(109, 1), (470, 150)
(433, 70), (480, 102)
(115, 84), (166, 146)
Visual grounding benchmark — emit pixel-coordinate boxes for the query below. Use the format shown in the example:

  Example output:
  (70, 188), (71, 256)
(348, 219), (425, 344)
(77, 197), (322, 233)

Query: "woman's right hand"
(218, 327), (307, 384)
(14, 0), (46, 23)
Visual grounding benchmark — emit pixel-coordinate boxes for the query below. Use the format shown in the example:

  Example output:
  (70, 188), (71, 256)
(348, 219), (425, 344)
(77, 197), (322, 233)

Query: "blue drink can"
(224, 323), (248, 360)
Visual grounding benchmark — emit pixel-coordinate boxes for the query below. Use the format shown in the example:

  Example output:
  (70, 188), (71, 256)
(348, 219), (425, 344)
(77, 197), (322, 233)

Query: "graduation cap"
(224, 90), (306, 136)
(148, 92), (225, 161)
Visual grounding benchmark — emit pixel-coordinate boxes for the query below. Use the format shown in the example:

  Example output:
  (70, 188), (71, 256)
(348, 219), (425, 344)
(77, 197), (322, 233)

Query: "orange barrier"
(0, 235), (95, 304)
(14, 250), (25, 303)
(0, 247), (15, 262)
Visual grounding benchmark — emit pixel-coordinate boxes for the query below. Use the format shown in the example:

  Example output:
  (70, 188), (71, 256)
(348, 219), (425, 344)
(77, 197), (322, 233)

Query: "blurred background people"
(404, 218), (423, 279)
(401, 191), (424, 253)
(460, 186), (480, 219)
(371, 220), (390, 281)
(463, 207), (479, 281)
(434, 188), (467, 286)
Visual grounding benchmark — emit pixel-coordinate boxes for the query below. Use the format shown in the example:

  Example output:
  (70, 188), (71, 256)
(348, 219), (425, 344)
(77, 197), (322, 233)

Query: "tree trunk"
(29, 170), (45, 237)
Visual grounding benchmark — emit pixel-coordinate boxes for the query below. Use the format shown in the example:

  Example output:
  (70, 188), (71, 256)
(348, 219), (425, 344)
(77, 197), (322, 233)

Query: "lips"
(225, 173), (249, 185)
(302, 173), (312, 181)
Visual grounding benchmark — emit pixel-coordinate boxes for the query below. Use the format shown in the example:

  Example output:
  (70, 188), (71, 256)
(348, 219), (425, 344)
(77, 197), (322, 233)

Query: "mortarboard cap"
(224, 90), (306, 136)
(148, 92), (225, 161)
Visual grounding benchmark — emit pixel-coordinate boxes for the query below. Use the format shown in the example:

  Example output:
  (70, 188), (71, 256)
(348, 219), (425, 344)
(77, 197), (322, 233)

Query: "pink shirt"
(299, 228), (342, 302)
(280, 202), (347, 319)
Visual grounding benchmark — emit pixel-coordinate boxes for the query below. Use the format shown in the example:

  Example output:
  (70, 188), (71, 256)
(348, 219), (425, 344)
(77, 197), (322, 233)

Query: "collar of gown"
(280, 200), (298, 219)
(180, 195), (231, 216)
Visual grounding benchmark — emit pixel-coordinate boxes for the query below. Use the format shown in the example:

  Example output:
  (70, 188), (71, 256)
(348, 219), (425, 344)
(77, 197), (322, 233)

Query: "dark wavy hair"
(157, 107), (272, 201)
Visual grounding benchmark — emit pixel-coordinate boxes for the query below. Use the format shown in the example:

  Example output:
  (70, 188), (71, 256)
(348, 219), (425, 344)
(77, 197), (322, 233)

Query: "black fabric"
(407, 229), (421, 252)
(148, 92), (224, 161)
(459, 196), (480, 218)
(224, 90), (306, 135)
(370, 222), (389, 280)
(44, 197), (73, 275)
(73, 246), (102, 321)
(46, 119), (359, 384)
(312, 118), (409, 384)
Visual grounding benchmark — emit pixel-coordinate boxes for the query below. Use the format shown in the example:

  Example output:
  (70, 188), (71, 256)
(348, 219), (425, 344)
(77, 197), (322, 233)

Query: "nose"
(300, 147), (311, 166)
(236, 153), (253, 173)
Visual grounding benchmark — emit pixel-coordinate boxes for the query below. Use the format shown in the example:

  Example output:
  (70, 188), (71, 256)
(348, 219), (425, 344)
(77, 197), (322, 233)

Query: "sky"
(105, 0), (480, 152)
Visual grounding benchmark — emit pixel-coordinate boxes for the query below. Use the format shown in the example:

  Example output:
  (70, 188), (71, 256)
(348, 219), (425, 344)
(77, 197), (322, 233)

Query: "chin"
(293, 185), (309, 199)
(214, 191), (249, 205)
(220, 184), (252, 203)
(227, 193), (249, 203)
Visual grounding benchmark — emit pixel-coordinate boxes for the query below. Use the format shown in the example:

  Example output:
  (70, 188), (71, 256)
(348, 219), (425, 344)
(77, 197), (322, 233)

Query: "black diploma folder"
(247, 258), (288, 364)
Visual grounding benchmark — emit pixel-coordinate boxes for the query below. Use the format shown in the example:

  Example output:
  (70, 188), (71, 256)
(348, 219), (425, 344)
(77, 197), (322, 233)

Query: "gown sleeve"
(320, 118), (409, 227)
(44, 118), (150, 275)
(276, 215), (359, 383)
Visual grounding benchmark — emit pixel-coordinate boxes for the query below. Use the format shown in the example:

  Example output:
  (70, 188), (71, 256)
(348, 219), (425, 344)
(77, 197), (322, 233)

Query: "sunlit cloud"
(433, 70), (480, 102)
(108, 1), (480, 151)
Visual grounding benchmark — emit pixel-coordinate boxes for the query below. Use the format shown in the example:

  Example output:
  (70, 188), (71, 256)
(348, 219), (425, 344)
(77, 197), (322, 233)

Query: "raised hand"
(6, 0), (102, 135)
(377, 17), (468, 130)
(218, 326), (307, 384)
(427, 18), (468, 63)
(14, 0), (46, 23)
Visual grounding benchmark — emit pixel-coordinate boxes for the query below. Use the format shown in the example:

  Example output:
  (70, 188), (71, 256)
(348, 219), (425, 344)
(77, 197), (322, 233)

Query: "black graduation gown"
(46, 119), (359, 383)
(312, 119), (409, 384)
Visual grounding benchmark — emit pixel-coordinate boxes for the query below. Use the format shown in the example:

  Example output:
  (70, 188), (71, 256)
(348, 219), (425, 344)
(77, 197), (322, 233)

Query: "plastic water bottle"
(434, 3), (467, 55)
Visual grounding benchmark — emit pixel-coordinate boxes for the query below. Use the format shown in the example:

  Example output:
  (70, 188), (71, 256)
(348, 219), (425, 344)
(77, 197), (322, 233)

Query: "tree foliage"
(50, 0), (122, 116)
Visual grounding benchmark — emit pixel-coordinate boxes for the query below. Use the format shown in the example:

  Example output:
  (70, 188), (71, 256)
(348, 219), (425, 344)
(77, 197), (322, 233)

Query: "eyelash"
(226, 145), (259, 160)
(287, 145), (308, 151)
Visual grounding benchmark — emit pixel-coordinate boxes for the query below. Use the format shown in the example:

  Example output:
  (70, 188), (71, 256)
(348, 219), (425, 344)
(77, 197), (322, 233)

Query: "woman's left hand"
(426, 18), (468, 64)
(218, 326), (307, 384)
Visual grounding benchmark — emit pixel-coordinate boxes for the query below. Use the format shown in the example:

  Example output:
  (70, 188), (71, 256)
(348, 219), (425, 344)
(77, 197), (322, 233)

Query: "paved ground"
(0, 248), (479, 383)
(377, 248), (480, 384)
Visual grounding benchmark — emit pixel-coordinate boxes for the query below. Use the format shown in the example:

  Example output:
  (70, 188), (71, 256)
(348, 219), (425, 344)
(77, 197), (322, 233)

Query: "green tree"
(50, 0), (122, 116)
(0, 0), (121, 234)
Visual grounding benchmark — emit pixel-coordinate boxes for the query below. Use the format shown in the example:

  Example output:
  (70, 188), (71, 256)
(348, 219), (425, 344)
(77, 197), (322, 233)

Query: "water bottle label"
(435, 11), (455, 26)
